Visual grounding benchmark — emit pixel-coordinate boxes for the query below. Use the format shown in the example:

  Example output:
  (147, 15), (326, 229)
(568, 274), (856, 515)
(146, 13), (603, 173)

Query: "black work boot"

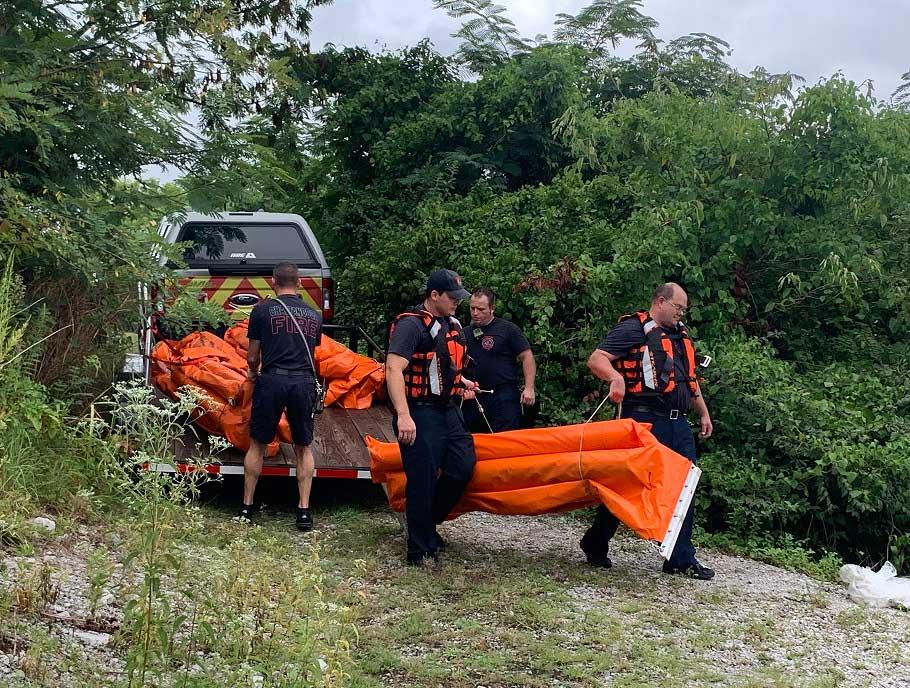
(662, 560), (715, 580)
(579, 532), (612, 569)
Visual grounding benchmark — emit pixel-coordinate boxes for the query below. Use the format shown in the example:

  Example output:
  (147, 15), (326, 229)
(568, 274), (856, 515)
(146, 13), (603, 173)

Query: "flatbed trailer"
(134, 322), (394, 480)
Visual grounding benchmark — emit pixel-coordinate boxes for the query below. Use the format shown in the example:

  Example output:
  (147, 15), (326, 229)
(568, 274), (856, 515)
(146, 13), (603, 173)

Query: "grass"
(302, 500), (872, 688)
(694, 529), (845, 581)
(3, 478), (906, 687)
(3, 494), (906, 688)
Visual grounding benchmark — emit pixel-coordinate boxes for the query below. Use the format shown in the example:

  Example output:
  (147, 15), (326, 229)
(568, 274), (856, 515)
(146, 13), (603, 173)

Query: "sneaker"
(295, 509), (313, 532)
(662, 561), (715, 580)
(233, 504), (255, 523)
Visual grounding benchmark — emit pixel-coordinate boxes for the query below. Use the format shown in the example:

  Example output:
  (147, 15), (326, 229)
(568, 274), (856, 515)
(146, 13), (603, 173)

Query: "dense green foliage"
(2, 0), (909, 571)
(0, 0), (330, 529)
(239, 3), (910, 566)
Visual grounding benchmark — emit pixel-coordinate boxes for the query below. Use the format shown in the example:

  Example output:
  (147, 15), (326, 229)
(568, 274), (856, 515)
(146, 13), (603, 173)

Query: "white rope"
(577, 393), (614, 493)
(475, 397), (495, 433)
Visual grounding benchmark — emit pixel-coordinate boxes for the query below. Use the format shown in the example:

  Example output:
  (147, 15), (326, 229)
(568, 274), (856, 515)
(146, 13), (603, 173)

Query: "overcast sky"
(144, 1), (909, 182)
(308, 0), (910, 101)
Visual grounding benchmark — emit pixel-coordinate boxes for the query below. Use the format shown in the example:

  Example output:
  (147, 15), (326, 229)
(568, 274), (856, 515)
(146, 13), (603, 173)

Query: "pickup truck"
(126, 211), (395, 479)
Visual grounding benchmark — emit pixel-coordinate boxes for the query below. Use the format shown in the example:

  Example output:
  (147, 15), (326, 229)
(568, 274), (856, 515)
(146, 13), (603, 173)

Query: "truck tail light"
(322, 278), (335, 322)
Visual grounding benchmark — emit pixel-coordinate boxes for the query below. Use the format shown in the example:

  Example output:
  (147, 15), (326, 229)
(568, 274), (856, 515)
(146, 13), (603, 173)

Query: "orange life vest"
(613, 311), (698, 400)
(389, 308), (468, 400)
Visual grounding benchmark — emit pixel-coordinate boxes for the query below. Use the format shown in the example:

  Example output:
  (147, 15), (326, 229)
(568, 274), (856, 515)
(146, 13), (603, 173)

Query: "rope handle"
(577, 393), (615, 494)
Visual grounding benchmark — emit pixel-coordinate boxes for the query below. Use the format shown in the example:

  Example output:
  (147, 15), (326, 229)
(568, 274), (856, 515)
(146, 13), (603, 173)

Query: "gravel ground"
(1, 527), (126, 686)
(439, 512), (910, 688)
(2, 513), (909, 687)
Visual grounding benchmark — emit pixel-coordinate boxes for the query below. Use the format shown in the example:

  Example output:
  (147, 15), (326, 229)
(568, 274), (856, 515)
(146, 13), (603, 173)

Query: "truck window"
(177, 223), (320, 268)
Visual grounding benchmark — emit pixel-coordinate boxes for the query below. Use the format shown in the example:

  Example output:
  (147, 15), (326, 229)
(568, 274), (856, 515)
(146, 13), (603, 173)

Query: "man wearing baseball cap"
(385, 269), (479, 565)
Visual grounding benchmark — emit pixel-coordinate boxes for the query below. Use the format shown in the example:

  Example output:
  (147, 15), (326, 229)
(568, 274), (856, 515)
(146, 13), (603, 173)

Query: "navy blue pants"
(394, 403), (476, 563)
(581, 409), (699, 568)
(462, 384), (522, 433)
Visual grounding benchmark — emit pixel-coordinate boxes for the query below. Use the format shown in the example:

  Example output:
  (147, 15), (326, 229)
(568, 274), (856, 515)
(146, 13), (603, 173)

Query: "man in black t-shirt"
(385, 269), (479, 565)
(580, 282), (716, 580)
(463, 288), (536, 432)
(238, 261), (323, 531)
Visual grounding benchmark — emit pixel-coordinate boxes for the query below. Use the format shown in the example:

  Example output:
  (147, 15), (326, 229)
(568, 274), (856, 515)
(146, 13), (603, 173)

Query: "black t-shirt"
(248, 294), (322, 375)
(465, 317), (530, 389)
(597, 317), (692, 411)
(388, 307), (457, 399)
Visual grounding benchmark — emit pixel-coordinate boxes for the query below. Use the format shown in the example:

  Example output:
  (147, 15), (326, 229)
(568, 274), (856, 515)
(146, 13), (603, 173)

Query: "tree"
(0, 0), (331, 394)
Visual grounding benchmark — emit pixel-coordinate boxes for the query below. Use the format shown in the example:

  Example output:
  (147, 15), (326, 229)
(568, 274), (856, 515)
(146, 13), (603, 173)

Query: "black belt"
(625, 405), (687, 420)
(408, 398), (452, 408)
(263, 367), (313, 377)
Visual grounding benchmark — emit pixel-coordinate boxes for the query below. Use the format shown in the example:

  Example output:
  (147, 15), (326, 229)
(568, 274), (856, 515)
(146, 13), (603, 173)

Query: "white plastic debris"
(839, 562), (910, 608)
(30, 516), (56, 532)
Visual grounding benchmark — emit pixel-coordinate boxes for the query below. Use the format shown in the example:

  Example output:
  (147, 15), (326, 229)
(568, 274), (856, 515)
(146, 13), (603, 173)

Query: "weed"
(20, 627), (60, 684)
(696, 529), (845, 580)
(85, 545), (115, 619)
(11, 560), (60, 616)
(836, 606), (870, 630)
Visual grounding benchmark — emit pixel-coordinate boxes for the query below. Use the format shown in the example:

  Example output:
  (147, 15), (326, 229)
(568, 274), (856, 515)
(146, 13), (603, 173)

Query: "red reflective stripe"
(260, 466), (292, 476)
(172, 463), (221, 475)
(315, 468), (358, 479)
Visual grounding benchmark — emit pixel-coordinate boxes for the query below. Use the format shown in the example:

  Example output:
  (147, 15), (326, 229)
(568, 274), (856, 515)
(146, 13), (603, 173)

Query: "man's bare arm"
(518, 349), (536, 405)
(247, 340), (262, 381)
(587, 349), (625, 403)
(385, 354), (417, 445)
(691, 381), (713, 438)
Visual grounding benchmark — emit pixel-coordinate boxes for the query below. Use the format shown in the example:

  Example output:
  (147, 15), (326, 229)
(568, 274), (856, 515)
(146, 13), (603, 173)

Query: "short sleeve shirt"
(597, 318), (692, 411)
(248, 294), (322, 374)
(465, 317), (530, 389)
(387, 307), (455, 399)
(387, 308), (452, 362)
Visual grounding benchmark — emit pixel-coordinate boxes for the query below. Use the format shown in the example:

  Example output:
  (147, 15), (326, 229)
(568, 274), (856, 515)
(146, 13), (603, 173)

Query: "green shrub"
(700, 335), (910, 565)
(155, 289), (232, 340)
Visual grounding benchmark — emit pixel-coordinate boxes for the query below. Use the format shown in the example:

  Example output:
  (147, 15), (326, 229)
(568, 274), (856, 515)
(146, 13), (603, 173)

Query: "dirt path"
(433, 512), (910, 688)
(3, 511), (909, 687)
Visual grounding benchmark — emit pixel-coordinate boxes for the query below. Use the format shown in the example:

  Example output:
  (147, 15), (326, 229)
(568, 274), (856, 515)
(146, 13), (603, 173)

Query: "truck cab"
(159, 211), (334, 322)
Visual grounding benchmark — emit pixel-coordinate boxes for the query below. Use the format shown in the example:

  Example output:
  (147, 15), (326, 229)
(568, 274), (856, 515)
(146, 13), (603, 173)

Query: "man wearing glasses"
(580, 282), (716, 579)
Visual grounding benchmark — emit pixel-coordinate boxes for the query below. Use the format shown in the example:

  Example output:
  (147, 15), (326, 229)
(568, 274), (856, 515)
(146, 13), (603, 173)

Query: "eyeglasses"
(664, 299), (687, 315)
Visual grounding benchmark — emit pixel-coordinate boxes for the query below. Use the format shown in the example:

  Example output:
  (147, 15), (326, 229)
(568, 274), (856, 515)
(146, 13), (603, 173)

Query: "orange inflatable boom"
(367, 418), (701, 559)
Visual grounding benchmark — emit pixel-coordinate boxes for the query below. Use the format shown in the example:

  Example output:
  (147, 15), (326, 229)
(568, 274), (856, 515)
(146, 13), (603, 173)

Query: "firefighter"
(580, 282), (716, 580)
(463, 287), (536, 432)
(385, 269), (480, 565)
(238, 261), (322, 531)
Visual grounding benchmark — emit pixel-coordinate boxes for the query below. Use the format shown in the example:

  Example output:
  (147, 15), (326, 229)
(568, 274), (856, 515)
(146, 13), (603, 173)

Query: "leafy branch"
(553, 0), (658, 54)
(433, 0), (531, 71)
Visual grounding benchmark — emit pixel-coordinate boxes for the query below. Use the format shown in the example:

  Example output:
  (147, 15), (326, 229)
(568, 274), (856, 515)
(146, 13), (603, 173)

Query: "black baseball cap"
(426, 269), (470, 299)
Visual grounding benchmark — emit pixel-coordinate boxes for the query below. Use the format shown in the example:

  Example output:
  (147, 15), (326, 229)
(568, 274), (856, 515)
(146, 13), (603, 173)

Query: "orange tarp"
(368, 419), (693, 542)
(151, 322), (385, 454)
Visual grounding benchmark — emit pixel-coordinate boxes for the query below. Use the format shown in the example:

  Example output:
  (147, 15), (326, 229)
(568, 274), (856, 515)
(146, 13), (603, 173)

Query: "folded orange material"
(150, 322), (385, 454)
